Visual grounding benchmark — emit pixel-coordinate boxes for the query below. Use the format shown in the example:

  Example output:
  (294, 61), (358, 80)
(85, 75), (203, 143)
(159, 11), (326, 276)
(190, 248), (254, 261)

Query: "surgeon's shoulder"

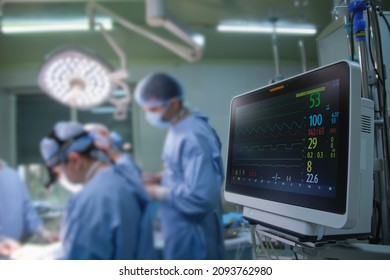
(174, 112), (205, 135)
(2, 166), (27, 188)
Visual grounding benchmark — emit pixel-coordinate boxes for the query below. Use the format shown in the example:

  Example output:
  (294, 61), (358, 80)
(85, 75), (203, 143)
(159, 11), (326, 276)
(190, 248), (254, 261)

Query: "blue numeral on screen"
(309, 114), (323, 126)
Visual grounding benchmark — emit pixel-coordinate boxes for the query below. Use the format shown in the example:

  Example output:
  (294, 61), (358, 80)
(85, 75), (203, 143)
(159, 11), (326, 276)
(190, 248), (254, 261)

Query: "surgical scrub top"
(116, 153), (142, 176)
(161, 111), (225, 260)
(61, 164), (157, 260)
(0, 161), (42, 241)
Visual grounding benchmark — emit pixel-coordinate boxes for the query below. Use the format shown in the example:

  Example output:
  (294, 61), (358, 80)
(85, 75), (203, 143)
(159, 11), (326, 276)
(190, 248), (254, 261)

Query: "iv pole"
(298, 39), (307, 73)
(269, 17), (283, 83)
(367, 1), (390, 244)
(349, 0), (390, 244)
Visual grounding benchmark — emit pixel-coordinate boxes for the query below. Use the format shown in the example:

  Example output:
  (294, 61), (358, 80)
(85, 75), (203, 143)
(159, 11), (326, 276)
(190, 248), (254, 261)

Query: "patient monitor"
(224, 60), (374, 242)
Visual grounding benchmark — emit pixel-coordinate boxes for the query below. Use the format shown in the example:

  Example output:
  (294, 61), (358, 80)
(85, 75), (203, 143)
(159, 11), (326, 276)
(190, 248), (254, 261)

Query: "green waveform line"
(237, 119), (305, 136)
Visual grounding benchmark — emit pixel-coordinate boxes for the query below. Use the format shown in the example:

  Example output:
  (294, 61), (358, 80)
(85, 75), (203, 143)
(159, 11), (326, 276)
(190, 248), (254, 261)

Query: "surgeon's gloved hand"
(142, 172), (162, 185)
(0, 238), (20, 257)
(36, 227), (59, 243)
(223, 212), (249, 229)
(146, 184), (168, 201)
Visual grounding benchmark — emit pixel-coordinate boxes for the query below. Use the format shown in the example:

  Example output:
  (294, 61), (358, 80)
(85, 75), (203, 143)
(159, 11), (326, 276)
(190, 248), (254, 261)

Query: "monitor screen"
(225, 60), (374, 238)
(226, 63), (349, 213)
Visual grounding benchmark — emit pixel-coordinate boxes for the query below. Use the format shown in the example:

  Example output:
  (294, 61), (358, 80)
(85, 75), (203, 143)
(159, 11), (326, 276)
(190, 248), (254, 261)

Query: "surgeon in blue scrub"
(0, 160), (46, 257)
(40, 121), (157, 260)
(134, 73), (225, 260)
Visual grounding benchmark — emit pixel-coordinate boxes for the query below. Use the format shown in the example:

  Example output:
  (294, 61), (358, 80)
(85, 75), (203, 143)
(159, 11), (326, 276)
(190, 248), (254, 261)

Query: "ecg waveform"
(230, 88), (311, 187)
(236, 119), (306, 137)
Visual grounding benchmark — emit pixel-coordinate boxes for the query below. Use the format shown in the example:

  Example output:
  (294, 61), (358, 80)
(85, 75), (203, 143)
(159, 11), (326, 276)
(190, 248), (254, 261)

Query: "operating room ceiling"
(0, 0), (389, 68)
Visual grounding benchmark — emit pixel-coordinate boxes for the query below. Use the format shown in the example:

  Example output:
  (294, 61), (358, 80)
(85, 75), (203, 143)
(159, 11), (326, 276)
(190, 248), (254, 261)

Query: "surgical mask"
(58, 171), (82, 194)
(145, 110), (171, 128)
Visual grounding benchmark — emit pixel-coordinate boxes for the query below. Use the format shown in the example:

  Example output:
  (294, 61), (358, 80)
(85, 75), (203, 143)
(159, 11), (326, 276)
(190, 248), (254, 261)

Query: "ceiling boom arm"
(87, 1), (204, 62)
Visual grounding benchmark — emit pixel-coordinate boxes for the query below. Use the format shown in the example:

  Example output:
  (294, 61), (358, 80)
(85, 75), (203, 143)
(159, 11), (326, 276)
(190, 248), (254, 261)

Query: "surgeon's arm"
(19, 177), (46, 239)
(17, 176), (58, 243)
(142, 171), (163, 185)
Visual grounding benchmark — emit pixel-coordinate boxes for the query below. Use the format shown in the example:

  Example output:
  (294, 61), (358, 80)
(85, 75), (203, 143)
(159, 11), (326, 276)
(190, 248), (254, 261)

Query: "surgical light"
(38, 49), (114, 110)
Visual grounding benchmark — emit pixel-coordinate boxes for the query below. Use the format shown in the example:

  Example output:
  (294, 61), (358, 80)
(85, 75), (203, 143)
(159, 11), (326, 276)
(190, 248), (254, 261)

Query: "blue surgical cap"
(40, 121), (93, 167)
(134, 73), (184, 107)
(84, 123), (112, 152)
(110, 131), (122, 150)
